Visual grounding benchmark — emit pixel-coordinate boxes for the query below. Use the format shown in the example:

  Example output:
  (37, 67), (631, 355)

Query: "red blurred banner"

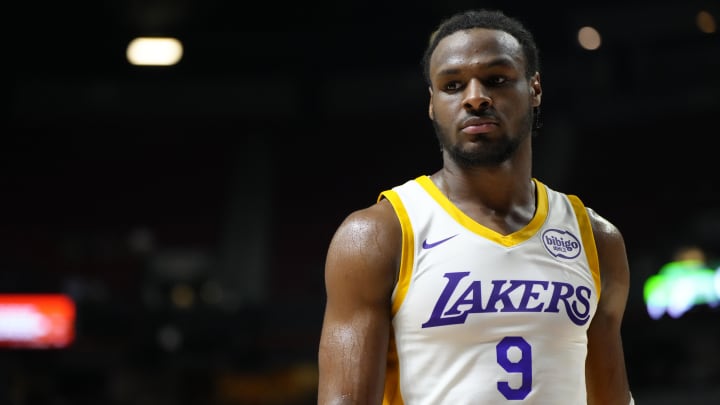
(0, 294), (76, 349)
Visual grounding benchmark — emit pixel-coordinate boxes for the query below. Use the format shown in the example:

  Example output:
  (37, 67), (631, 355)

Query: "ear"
(530, 73), (542, 107)
(428, 87), (435, 120)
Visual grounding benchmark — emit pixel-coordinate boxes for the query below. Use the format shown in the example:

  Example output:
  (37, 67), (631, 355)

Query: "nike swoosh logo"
(422, 234), (459, 249)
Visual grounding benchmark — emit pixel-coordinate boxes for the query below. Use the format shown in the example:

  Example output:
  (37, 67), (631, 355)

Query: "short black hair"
(421, 9), (540, 86)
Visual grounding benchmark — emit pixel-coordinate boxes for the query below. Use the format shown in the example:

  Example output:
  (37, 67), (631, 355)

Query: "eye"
(487, 75), (508, 86)
(442, 81), (463, 92)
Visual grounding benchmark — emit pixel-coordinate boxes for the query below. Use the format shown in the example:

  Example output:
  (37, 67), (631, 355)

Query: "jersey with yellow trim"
(378, 175), (601, 405)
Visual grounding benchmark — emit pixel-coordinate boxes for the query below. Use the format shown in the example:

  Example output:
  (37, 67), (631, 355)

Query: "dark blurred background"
(4, 0), (720, 404)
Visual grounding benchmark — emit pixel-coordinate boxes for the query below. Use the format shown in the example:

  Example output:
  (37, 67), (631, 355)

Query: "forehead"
(430, 28), (525, 73)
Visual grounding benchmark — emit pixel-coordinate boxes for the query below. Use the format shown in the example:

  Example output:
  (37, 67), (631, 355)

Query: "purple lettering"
(422, 275), (593, 328)
(444, 280), (483, 316)
(486, 280), (520, 312)
(545, 282), (592, 325)
(516, 280), (549, 311)
(422, 272), (471, 328)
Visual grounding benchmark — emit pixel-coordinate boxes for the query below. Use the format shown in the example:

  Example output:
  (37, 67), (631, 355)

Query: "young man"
(318, 8), (634, 404)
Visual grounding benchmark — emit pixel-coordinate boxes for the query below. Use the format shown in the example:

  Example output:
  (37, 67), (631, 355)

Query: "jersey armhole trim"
(567, 194), (602, 299)
(379, 189), (414, 316)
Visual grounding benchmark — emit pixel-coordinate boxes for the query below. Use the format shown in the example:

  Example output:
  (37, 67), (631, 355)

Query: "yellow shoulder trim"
(378, 189), (409, 405)
(378, 189), (414, 316)
(567, 194), (601, 298)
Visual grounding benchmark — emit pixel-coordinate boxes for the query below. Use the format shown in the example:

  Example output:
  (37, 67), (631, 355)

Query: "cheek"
(430, 95), (457, 119)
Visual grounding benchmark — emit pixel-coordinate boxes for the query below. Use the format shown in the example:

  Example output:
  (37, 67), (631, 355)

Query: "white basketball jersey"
(379, 175), (601, 405)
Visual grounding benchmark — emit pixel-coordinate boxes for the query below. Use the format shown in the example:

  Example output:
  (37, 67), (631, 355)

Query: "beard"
(433, 108), (534, 168)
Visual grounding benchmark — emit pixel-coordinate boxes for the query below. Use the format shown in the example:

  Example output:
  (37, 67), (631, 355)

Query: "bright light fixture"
(126, 37), (183, 66)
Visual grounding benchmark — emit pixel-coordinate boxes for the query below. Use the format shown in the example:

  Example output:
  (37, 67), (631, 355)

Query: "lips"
(460, 117), (498, 134)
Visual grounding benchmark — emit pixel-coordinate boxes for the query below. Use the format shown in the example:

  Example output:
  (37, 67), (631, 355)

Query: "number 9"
(496, 336), (532, 400)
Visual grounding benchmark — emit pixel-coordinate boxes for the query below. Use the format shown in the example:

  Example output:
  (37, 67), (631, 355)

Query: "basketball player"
(318, 8), (634, 404)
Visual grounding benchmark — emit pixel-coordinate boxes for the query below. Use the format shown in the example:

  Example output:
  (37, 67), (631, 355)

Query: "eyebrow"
(436, 57), (517, 77)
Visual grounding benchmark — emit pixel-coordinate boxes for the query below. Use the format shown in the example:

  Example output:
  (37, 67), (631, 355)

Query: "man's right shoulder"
(326, 198), (402, 286)
(329, 199), (402, 257)
(337, 198), (399, 235)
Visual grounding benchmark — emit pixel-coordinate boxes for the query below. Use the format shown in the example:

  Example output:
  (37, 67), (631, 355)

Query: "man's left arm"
(585, 207), (634, 405)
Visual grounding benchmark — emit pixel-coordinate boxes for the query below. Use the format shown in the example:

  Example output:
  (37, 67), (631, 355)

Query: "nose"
(463, 79), (492, 111)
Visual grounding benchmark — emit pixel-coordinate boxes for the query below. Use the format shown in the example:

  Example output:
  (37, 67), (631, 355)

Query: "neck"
(432, 139), (535, 220)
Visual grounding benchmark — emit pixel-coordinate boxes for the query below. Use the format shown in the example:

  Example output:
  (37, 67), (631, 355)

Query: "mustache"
(465, 109), (498, 120)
